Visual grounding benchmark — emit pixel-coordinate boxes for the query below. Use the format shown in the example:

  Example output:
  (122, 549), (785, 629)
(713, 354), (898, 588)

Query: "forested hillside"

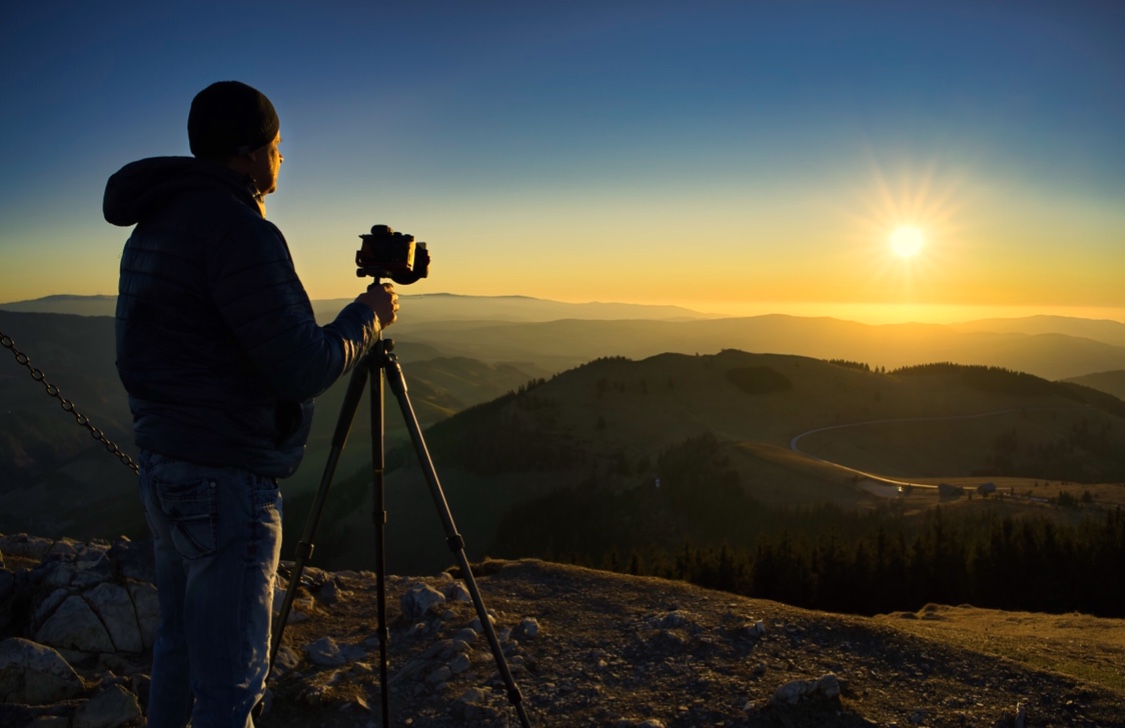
(487, 431), (1125, 618)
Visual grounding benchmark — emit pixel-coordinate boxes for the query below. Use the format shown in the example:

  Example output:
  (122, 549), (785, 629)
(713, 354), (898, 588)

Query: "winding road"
(786, 406), (1094, 493)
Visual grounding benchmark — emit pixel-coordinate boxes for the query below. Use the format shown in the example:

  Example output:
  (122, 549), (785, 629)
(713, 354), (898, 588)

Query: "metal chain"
(1, 330), (139, 475)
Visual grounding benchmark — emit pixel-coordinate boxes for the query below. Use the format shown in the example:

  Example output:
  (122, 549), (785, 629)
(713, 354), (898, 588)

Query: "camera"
(356, 224), (431, 284)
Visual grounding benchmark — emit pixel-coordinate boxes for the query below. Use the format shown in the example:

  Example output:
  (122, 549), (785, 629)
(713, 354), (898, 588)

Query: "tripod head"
(356, 224), (431, 285)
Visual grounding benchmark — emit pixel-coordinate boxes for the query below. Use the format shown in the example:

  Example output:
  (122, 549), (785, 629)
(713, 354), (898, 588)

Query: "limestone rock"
(0, 534), (54, 561)
(459, 686), (487, 704)
(443, 581), (471, 602)
(816, 672), (841, 699)
(0, 568), (13, 602)
(47, 538), (82, 559)
(449, 652), (471, 674)
(306, 636), (346, 667)
(35, 595), (115, 653)
(468, 613), (497, 633)
(454, 627), (479, 644)
(73, 683), (142, 728)
(86, 582), (142, 653)
(126, 581), (160, 651)
(426, 664), (452, 685)
(769, 672), (840, 706)
(401, 583), (445, 621)
(270, 645), (300, 679)
(0, 637), (85, 704)
(108, 537), (155, 583)
(43, 562), (78, 588)
(317, 579), (342, 604)
(33, 588), (70, 625)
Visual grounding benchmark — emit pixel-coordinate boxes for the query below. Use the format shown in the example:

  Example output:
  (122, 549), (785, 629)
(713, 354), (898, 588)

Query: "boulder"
(33, 588), (71, 625)
(86, 582), (142, 653)
(449, 652), (471, 674)
(0, 534), (54, 561)
(305, 636), (345, 667)
(72, 683), (142, 728)
(401, 583), (446, 621)
(443, 582), (472, 602)
(126, 581), (160, 651)
(769, 672), (840, 706)
(517, 617), (540, 639)
(0, 568), (15, 602)
(35, 595), (115, 654)
(48, 539), (81, 559)
(108, 537), (155, 583)
(0, 637), (85, 704)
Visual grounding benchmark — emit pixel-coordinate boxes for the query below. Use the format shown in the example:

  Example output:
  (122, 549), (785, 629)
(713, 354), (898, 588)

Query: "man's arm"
(208, 218), (396, 402)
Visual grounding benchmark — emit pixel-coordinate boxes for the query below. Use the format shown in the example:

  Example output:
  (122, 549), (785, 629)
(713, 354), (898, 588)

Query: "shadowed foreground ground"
(261, 558), (1125, 728)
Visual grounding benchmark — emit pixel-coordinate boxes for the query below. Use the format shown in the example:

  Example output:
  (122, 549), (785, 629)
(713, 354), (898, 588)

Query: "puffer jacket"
(105, 156), (378, 478)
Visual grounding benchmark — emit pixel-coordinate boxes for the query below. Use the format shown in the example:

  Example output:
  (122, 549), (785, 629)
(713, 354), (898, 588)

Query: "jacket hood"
(103, 156), (260, 227)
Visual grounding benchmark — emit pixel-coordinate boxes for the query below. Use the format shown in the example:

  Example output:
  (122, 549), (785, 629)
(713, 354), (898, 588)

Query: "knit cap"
(188, 81), (279, 159)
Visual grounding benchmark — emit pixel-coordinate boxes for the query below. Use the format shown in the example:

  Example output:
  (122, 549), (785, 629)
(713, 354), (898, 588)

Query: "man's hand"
(355, 282), (399, 328)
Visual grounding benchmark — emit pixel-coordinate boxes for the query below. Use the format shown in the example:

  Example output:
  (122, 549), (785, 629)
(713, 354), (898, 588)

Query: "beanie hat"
(188, 81), (279, 159)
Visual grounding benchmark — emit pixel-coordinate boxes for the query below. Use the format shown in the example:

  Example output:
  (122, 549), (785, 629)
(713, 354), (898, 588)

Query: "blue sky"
(2, 1), (1123, 322)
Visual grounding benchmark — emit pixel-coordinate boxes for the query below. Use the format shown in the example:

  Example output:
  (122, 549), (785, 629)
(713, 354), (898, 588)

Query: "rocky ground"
(2, 533), (1124, 727)
(266, 559), (1125, 728)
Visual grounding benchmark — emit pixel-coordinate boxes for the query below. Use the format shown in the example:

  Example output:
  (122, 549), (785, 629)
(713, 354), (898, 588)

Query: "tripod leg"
(381, 350), (533, 728)
(370, 353), (392, 728)
(269, 355), (371, 670)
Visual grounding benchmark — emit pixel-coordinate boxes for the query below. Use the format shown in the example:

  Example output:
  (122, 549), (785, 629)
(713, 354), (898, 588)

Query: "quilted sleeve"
(206, 217), (379, 402)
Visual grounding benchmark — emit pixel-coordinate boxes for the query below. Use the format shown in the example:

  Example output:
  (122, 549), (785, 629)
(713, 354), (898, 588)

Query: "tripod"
(269, 336), (532, 728)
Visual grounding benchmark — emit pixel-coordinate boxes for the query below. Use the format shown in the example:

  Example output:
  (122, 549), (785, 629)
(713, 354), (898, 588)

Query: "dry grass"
(877, 604), (1125, 697)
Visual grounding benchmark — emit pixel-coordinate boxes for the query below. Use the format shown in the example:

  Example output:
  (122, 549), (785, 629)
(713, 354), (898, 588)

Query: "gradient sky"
(2, 1), (1123, 323)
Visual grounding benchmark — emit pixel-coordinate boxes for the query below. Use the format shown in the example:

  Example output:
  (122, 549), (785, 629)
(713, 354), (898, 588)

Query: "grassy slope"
(1066, 369), (1125, 400)
(328, 351), (1125, 572)
(877, 604), (1125, 696)
(436, 351), (1121, 481)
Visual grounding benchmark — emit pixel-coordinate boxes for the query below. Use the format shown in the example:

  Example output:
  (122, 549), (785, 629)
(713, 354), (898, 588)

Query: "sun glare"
(889, 225), (925, 258)
(838, 159), (969, 306)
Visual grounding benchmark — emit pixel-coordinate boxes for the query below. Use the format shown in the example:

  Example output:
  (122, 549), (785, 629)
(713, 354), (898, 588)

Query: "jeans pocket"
(157, 476), (219, 560)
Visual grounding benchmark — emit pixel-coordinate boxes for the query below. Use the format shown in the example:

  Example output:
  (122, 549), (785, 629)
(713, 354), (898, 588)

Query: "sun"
(889, 225), (925, 258)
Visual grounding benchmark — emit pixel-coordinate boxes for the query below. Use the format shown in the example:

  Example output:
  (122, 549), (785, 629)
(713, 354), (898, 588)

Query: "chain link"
(1, 330), (139, 475)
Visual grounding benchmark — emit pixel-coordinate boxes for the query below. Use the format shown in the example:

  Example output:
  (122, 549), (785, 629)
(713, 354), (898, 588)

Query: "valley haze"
(7, 293), (1125, 380)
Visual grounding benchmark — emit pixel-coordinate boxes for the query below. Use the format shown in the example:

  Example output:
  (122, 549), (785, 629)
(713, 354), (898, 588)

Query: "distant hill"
(0, 294), (118, 316)
(310, 351), (1125, 572)
(1065, 370), (1125, 401)
(0, 293), (717, 323)
(312, 293), (718, 324)
(10, 293), (1125, 379)
(395, 316), (1125, 380)
(951, 315), (1125, 347)
(419, 351), (1125, 484)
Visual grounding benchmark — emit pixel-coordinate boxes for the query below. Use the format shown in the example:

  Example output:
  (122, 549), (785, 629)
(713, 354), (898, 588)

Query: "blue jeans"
(138, 449), (283, 728)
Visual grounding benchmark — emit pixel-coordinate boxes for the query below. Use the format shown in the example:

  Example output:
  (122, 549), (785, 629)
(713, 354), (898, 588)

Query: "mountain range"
(8, 293), (1125, 379)
(4, 294), (1125, 574)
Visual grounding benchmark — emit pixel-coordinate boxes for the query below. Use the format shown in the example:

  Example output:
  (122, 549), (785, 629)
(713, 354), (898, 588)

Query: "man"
(104, 81), (397, 727)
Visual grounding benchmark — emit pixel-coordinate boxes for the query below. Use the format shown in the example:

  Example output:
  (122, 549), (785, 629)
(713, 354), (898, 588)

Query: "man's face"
(251, 131), (283, 196)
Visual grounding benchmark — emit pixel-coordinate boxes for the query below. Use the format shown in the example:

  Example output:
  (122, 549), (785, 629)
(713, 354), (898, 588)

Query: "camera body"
(356, 224), (431, 284)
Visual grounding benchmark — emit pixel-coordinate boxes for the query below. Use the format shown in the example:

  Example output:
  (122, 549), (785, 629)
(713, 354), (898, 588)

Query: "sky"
(2, 0), (1123, 324)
